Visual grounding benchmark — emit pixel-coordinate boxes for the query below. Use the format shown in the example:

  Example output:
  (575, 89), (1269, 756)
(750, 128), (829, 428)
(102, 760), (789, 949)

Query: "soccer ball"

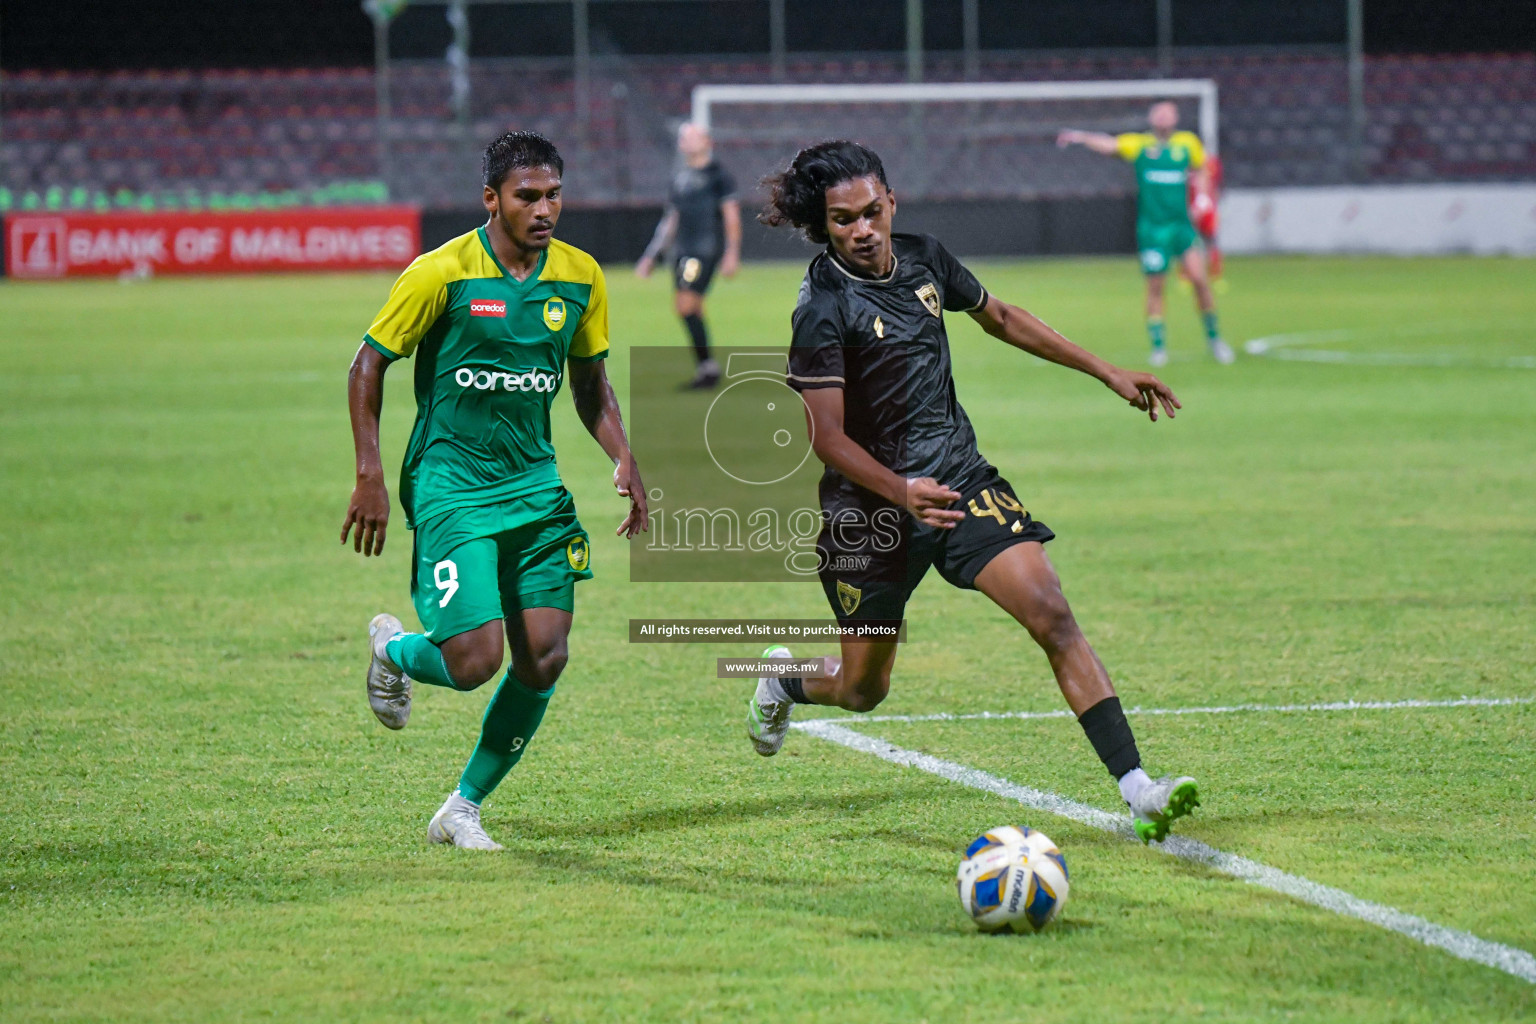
(956, 826), (1070, 933)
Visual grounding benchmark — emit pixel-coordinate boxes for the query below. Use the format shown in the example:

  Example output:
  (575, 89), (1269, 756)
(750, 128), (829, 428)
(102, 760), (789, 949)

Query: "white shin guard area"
(792, 716), (1536, 986)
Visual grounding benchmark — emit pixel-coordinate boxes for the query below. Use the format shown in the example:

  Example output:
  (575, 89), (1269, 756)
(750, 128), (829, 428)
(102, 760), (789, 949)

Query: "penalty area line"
(818, 693), (1536, 726)
(1241, 322), (1536, 369)
(792, 719), (1536, 987)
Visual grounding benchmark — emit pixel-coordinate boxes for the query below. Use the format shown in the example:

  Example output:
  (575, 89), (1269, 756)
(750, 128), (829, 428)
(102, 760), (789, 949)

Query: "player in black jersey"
(747, 141), (1199, 843)
(637, 122), (741, 389)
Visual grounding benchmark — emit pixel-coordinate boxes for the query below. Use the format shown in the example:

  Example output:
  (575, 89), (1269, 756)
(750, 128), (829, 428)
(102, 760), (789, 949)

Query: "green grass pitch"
(2, 254), (1534, 1022)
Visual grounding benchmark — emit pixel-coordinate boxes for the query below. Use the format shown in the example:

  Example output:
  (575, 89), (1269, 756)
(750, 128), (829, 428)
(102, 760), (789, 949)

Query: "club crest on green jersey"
(543, 297), (567, 331)
(566, 536), (590, 572)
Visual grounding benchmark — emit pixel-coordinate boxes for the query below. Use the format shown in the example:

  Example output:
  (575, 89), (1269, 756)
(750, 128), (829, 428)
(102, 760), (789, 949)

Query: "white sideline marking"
(1243, 322), (1536, 369)
(812, 694), (1536, 726)
(793, 719), (1536, 986)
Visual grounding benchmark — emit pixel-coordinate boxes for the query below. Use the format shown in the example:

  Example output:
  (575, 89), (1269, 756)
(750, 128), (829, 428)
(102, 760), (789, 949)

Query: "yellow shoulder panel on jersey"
(364, 230), (499, 360)
(1171, 131), (1207, 169)
(1116, 132), (1154, 161)
(542, 238), (610, 361)
(540, 237), (601, 285)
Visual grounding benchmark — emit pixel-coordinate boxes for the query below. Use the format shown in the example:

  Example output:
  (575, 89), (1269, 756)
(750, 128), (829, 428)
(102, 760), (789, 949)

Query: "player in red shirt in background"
(1185, 153), (1222, 284)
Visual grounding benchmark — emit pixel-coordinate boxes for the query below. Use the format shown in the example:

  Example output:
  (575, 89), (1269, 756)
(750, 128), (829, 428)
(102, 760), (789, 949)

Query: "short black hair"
(759, 140), (889, 245)
(483, 130), (563, 190)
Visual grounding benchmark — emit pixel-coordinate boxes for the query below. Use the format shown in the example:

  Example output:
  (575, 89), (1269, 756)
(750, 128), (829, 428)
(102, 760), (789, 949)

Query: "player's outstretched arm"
(568, 359), (649, 537)
(799, 387), (965, 529)
(969, 296), (1181, 423)
(341, 342), (393, 556)
(1056, 129), (1120, 156)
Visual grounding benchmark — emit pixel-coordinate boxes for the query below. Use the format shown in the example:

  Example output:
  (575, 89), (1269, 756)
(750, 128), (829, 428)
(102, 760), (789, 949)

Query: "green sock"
(1202, 310), (1221, 341)
(386, 632), (457, 689)
(457, 671), (554, 804)
(1147, 317), (1167, 351)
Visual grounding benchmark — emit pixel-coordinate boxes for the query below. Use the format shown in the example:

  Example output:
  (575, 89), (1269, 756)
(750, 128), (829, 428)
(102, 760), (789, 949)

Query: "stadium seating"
(3, 51), (1533, 210)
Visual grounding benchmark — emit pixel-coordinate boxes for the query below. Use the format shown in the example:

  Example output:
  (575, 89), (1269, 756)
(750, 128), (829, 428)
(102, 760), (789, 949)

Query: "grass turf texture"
(2, 255), (1533, 1022)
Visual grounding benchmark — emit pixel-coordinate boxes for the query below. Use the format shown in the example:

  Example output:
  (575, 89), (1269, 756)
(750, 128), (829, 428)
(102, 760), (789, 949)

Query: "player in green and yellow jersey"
(340, 131), (649, 850)
(1059, 102), (1234, 366)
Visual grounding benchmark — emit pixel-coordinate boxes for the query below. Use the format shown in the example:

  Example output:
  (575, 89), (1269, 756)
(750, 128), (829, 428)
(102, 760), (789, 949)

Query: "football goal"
(690, 79), (1218, 200)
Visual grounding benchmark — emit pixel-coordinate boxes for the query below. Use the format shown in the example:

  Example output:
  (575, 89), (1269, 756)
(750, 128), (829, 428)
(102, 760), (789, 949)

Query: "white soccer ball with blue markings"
(956, 825), (1070, 933)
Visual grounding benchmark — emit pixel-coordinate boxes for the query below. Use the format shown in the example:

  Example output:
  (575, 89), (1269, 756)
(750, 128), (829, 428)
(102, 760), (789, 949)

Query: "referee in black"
(746, 140), (1202, 845)
(637, 122), (741, 389)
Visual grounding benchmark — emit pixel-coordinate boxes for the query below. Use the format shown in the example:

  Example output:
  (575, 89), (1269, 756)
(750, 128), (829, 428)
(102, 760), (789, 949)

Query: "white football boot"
(1128, 774), (1200, 844)
(427, 791), (504, 851)
(1209, 338), (1236, 364)
(747, 645), (796, 757)
(1148, 347), (1170, 368)
(366, 613), (412, 730)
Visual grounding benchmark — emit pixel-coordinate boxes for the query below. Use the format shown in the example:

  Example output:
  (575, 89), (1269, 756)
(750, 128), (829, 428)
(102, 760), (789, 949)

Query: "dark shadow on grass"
(966, 917), (1098, 938)
(0, 834), (339, 906)
(506, 786), (930, 842)
(426, 788), (979, 927)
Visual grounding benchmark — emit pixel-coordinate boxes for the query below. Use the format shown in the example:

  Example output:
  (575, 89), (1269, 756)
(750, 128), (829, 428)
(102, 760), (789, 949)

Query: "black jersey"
(786, 232), (993, 510)
(669, 160), (735, 258)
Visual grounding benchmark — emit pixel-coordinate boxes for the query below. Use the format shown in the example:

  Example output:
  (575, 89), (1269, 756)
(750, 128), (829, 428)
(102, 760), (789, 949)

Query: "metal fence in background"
(3, 48), (1534, 213)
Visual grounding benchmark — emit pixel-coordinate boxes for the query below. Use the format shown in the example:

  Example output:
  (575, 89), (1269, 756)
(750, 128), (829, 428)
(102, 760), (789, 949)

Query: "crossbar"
(691, 78), (1220, 154)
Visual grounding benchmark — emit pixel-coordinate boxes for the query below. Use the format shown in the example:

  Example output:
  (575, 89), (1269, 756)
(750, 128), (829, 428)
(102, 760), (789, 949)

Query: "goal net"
(691, 80), (1218, 201)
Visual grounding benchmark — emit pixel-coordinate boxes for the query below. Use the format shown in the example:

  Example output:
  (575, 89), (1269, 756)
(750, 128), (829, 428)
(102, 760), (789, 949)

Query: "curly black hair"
(759, 140), (889, 245)
(483, 130), (564, 190)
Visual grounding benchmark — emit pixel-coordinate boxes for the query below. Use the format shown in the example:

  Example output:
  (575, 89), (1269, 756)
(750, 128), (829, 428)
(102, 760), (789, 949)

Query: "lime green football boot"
(1129, 775), (1200, 844)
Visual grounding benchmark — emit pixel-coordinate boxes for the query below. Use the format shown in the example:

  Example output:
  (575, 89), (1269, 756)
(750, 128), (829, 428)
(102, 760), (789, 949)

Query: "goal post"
(690, 79), (1219, 201)
(692, 79), (1219, 153)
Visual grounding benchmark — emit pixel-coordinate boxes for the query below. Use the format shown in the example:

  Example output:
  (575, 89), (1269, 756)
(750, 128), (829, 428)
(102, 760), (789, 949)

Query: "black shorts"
(816, 473), (1055, 623)
(673, 253), (719, 294)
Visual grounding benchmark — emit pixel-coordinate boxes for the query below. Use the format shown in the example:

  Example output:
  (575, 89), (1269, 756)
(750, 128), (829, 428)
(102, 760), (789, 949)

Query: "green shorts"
(409, 487), (593, 642)
(1137, 220), (1198, 275)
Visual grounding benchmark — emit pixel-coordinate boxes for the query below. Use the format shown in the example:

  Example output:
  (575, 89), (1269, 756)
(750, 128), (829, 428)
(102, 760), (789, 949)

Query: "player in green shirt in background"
(341, 131), (649, 850)
(1060, 102), (1234, 366)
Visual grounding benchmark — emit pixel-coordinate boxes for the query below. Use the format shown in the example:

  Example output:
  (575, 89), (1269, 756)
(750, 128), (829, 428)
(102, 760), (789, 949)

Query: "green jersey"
(364, 227), (610, 528)
(1117, 130), (1206, 227)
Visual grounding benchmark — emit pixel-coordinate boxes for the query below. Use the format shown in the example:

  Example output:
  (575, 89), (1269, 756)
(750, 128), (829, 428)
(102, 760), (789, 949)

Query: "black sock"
(1077, 696), (1141, 779)
(781, 677), (811, 704)
(683, 313), (711, 363)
